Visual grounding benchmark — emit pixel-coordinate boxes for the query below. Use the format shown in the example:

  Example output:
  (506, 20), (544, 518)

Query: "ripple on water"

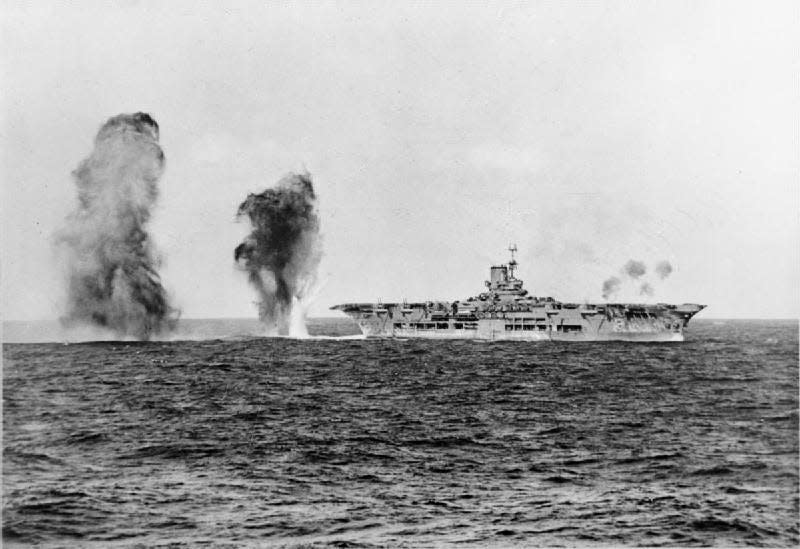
(2, 319), (798, 547)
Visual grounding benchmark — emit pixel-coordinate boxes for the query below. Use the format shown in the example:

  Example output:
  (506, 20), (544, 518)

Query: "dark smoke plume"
(623, 259), (647, 279)
(602, 276), (621, 300)
(55, 112), (177, 340)
(235, 173), (321, 334)
(639, 282), (654, 297)
(655, 260), (673, 280)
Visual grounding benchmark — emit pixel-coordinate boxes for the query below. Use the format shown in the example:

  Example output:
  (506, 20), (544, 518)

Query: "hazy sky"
(2, 1), (798, 320)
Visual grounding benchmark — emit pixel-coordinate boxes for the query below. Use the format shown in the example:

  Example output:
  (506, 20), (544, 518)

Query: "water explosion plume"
(234, 173), (321, 335)
(55, 112), (177, 340)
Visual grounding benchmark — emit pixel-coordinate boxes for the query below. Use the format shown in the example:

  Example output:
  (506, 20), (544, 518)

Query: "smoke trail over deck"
(602, 276), (621, 300)
(623, 260), (647, 279)
(655, 260), (673, 280)
(234, 173), (321, 335)
(601, 258), (676, 300)
(55, 113), (176, 340)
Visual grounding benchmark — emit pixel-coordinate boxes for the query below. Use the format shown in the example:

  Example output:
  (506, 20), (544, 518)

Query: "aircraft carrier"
(332, 246), (705, 342)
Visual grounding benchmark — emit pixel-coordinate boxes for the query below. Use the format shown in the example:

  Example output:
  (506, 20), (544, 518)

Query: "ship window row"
(505, 324), (549, 331)
(505, 317), (547, 323)
(395, 322), (478, 330)
(504, 324), (584, 332)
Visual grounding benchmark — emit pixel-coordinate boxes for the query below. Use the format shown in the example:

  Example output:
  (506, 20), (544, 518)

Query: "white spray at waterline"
(289, 296), (310, 338)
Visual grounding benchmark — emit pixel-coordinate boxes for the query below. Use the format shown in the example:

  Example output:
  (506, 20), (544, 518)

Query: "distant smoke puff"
(623, 259), (647, 279)
(602, 276), (621, 300)
(639, 282), (654, 297)
(55, 112), (177, 340)
(235, 173), (322, 335)
(655, 260), (673, 280)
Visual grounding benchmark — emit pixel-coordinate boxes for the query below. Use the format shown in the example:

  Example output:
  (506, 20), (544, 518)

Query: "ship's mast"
(508, 243), (518, 279)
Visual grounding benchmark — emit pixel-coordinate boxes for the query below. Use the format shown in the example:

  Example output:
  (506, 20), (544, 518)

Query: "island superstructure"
(332, 246), (705, 341)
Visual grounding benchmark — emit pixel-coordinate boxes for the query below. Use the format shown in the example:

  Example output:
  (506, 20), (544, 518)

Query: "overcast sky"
(2, 1), (798, 320)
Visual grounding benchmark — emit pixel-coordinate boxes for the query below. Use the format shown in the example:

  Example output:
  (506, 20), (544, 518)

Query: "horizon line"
(2, 316), (798, 323)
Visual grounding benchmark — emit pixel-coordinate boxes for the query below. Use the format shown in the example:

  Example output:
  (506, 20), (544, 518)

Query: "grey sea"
(3, 319), (798, 547)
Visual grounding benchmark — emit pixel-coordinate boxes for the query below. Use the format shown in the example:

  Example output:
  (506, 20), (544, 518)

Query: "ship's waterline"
(334, 247), (704, 342)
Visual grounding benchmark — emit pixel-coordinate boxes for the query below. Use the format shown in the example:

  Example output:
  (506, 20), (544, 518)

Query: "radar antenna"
(508, 243), (518, 279)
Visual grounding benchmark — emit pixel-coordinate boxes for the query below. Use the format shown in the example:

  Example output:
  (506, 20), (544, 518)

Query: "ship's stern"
(331, 303), (393, 337)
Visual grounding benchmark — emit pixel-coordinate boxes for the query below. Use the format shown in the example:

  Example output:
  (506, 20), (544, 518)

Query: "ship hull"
(332, 251), (704, 342)
(350, 315), (690, 342)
